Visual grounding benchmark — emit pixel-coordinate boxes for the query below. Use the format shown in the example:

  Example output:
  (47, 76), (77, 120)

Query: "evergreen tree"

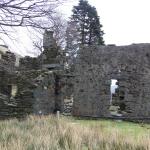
(87, 6), (104, 45)
(66, 0), (104, 47)
(66, 0), (104, 69)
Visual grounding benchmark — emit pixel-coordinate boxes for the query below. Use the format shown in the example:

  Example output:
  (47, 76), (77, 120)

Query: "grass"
(0, 115), (149, 150)
(72, 118), (150, 137)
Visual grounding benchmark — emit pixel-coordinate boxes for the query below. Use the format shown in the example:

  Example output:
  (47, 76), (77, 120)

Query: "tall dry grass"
(0, 115), (149, 150)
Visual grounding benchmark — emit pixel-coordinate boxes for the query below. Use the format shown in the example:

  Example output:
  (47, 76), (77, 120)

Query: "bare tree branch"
(0, 0), (67, 30)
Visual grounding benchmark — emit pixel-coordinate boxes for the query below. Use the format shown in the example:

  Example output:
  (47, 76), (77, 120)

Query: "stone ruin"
(0, 31), (150, 122)
(0, 31), (69, 119)
(73, 44), (150, 121)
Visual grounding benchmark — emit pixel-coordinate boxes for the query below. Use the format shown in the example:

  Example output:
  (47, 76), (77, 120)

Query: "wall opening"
(109, 79), (123, 116)
(11, 84), (18, 97)
(54, 74), (61, 113)
(110, 79), (118, 103)
(109, 79), (127, 117)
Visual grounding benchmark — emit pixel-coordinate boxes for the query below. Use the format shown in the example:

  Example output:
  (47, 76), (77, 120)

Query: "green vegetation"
(73, 118), (150, 137)
(0, 116), (149, 150)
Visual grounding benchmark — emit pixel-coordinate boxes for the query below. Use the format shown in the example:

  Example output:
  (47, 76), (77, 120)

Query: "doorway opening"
(110, 79), (118, 103)
(109, 79), (127, 116)
(109, 79), (123, 116)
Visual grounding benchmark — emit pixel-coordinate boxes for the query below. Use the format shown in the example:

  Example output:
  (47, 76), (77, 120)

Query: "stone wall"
(0, 32), (66, 119)
(73, 44), (150, 119)
(19, 56), (40, 70)
(0, 69), (65, 119)
(1, 43), (150, 120)
(42, 30), (60, 65)
(0, 51), (16, 73)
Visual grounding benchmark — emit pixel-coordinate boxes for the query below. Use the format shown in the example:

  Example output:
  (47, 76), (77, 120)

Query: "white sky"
(1, 0), (150, 56)
(63, 0), (150, 45)
(111, 79), (118, 93)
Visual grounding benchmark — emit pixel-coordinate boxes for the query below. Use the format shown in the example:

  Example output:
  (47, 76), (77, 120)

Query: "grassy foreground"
(0, 116), (149, 150)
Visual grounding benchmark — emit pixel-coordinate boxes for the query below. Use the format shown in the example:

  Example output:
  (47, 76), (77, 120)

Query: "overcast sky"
(1, 0), (150, 56)
(63, 0), (150, 45)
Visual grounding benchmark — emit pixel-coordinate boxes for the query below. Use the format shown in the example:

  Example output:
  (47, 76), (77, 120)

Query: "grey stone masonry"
(73, 44), (150, 118)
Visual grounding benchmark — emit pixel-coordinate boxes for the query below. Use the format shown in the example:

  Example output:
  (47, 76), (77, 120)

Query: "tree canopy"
(67, 0), (104, 47)
(66, 0), (104, 67)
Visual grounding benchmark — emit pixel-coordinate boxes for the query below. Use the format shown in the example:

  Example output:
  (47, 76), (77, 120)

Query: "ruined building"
(0, 31), (66, 118)
(0, 31), (150, 121)
(73, 44), (150, 120)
